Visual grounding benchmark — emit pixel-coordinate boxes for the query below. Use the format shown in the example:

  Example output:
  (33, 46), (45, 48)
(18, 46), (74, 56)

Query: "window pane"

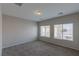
(40, 26), (45, 36)
(45, 26), (50, 37)
(63, 23), (73, 41)
(54, 24), (62, 39)
(40, 25), (50, 37)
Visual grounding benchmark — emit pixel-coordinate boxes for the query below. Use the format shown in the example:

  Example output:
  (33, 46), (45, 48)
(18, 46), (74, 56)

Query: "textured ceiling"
(2, 3), (79, 22)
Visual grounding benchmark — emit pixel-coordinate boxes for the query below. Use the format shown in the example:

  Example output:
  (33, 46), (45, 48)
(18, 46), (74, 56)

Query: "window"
(63, 23), (73, 41)
(54, 23), (73, 41)
(54, 24), (62, 39)
(40, 25), (50, 37)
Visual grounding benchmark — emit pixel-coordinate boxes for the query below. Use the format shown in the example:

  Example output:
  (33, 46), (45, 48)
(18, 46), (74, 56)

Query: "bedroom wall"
(0, 4), (2, 55)
(38, 13), (79, 50)
(2, 14), (37, 48)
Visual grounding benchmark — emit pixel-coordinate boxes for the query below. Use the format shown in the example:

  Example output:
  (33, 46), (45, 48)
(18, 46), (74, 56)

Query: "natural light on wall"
(54, 23), (73, 41)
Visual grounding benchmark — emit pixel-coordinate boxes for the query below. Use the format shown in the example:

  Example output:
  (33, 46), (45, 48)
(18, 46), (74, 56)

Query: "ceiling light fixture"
(34, 10), (42, 16)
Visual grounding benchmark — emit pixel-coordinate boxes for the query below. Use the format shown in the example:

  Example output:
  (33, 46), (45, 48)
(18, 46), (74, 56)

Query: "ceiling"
(2, 3), (79, 22)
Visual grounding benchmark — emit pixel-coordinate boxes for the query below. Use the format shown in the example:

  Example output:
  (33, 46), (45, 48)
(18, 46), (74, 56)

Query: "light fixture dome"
(34, 10), (42, 16)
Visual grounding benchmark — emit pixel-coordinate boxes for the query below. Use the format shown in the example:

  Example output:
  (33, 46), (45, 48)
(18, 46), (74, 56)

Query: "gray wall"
(38, 13), (79, 50)
(0, 4), (2, 55)
(2, 15), (37, 48)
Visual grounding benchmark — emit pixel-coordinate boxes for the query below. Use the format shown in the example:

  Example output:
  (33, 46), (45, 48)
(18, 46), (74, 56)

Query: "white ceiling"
(2, 3), (79, 22)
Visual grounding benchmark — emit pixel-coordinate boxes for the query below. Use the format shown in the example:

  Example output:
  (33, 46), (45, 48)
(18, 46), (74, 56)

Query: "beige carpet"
(2, 40), (79, 56)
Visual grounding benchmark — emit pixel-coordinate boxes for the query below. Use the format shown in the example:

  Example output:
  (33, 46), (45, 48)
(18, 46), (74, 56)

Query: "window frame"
(40, 25), (50, 38)
(54, 23), (73, 41)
